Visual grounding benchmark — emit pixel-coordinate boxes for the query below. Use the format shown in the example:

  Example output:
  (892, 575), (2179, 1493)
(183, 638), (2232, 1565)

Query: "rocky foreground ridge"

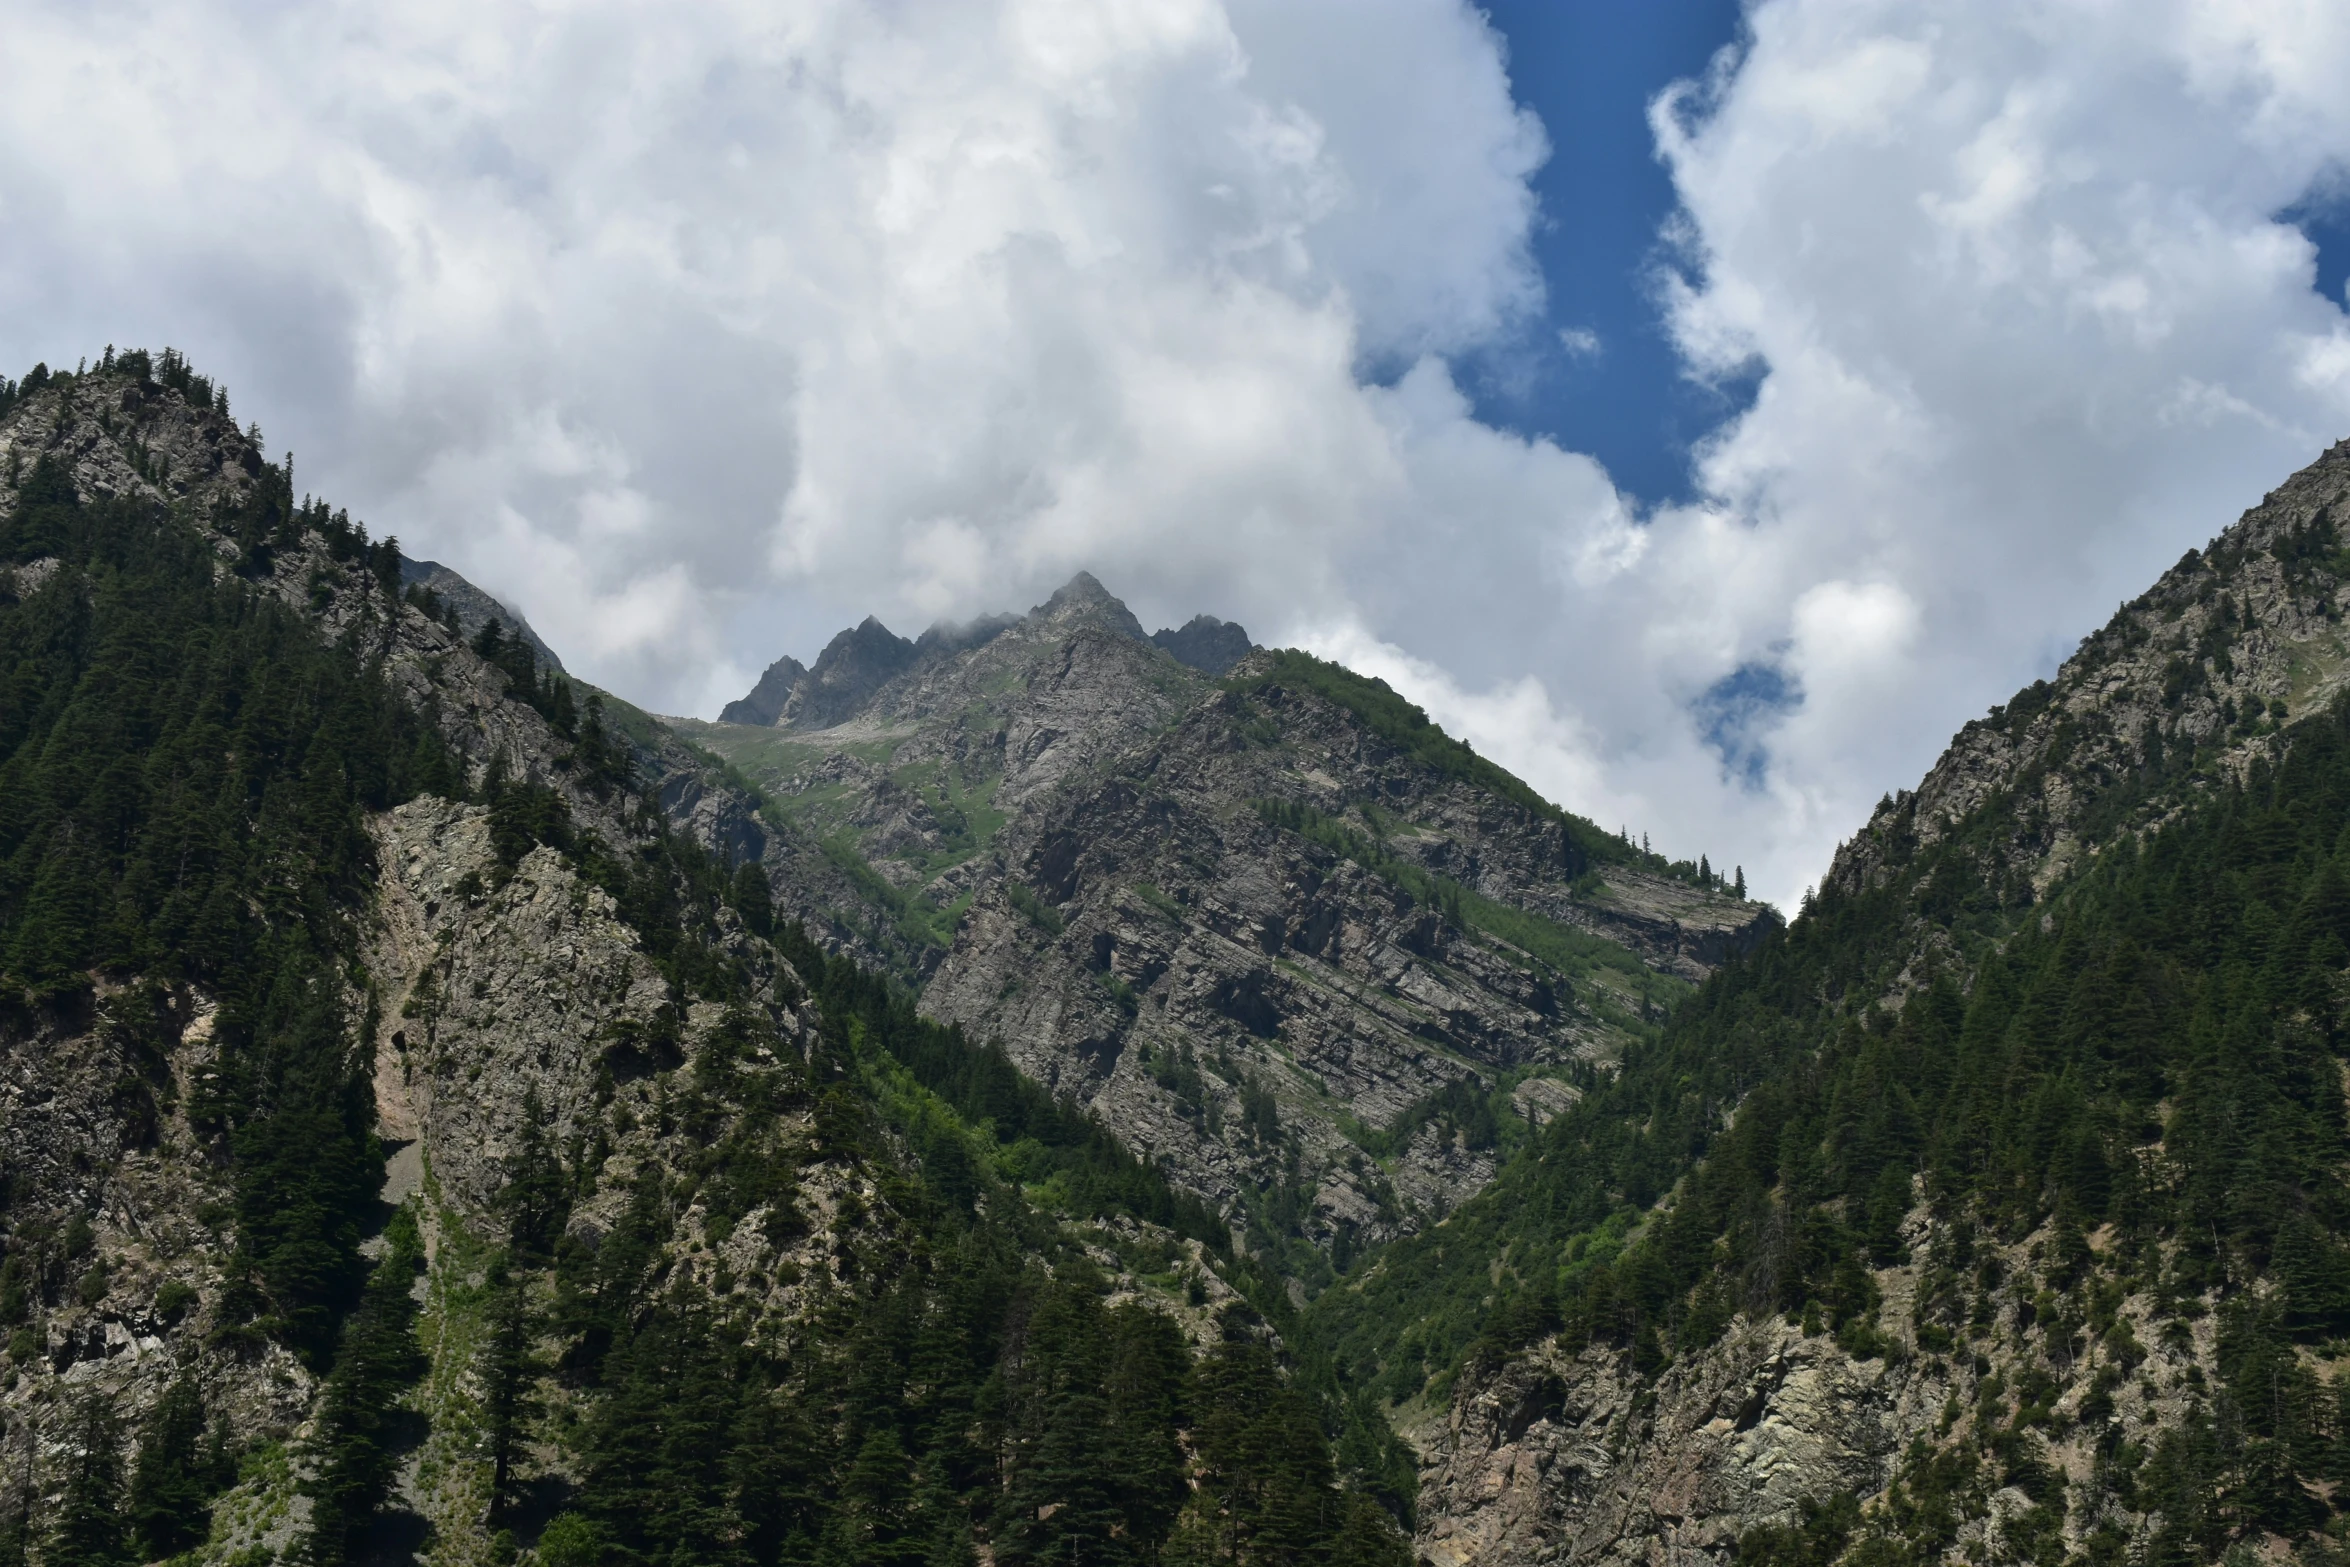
(0, 355), (1411, 1561)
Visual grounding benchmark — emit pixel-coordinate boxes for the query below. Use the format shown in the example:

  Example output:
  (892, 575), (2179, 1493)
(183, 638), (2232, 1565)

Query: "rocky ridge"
(1415, 1211), (2213, 1567)
(1406, 439), (2350, 1565)
(694, 584), (1769, 1254)
(0, 361), (1279, 1559)
(922, 656), (1769, 1248)
(1831, 437), (2350, 905)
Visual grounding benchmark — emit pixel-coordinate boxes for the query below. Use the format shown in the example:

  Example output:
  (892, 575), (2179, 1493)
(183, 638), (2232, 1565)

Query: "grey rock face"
(781, 615), (919, 729)
(1416, 1214), (2226, 1567)
(919, 672), (1770, 1239)
(1151, 613), (1254, 674)
(695, 574), (1765, 1245)
(400, 556), (566, 672)
(720, 653), (808, 725)
(369, 799), (678, 1213)
(682, 577), (1223, 979)
(0, 981), (318, 1512)
(1028, 569), (1150, 641)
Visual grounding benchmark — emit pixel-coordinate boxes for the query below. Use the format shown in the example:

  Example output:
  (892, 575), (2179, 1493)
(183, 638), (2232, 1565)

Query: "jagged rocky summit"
(719, 573), (1251, 729)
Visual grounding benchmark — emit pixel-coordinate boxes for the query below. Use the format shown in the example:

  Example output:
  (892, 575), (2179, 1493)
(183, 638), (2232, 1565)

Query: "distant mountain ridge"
(683, 571), (1767, 1264)
(717, 571), (1257, 727)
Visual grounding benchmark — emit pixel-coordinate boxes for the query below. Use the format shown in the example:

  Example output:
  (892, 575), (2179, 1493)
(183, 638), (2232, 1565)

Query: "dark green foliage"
(0, 446), (457, 1368)
(1736, 1492), (1860, 1567)
(1323, 686), (2350, 1554)
(506, 915), (1403, 1565)
(499, 1089), (573, 1263)
(480, 1255), (538, 1529)
(468, 621), (623, 791)
(150, 347), (216, 413)
(993, 1275), (1192, 1564)
(1350, 1076), (1500, 1160)
(302, 1206), (428, 1563)
(1176, 1336), (1352, 1564)
(4, 452), (81, 562)
(732, 859), (775, 937)
(45, 1396), (131, 1567)
(1004, 881), (1065, 936)
(127, 1373), (237, 1558)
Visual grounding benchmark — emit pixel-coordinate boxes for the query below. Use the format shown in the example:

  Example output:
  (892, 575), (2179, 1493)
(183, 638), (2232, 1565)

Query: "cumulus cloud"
(0, 0), (1549, 719)
(5, 0), (2350, 908)
(1634, 0), (2350, 898)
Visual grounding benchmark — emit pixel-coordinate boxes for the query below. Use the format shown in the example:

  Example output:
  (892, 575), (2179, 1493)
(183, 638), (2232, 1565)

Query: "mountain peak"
(719, 653), (808, 726)
(1028, 570), (1147, 641)
(777, 615), (916, 729)
(1150, 613), (1254, 675)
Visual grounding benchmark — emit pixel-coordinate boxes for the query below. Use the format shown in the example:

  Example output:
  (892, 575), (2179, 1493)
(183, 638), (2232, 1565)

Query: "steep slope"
(0, 353), (1414, 1564)
(679, 570), (1226, 979)
(399, 557), (565, 673)
(923, 651), (1767, 1264)
(1371, 438), (2350, 1566)
(694, 588), (1769, 1267)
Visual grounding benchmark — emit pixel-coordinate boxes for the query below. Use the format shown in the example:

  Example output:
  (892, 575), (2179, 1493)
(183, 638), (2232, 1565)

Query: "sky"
(6, 0), (2350, 909)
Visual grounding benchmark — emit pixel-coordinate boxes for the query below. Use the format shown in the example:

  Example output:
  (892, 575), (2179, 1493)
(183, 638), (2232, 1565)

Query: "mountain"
(1367, 439), (2350, 1565)
(19, 340), (2346, 1567)
(688, 579), (1768, 1267)
(0, 352), (1416, 1563)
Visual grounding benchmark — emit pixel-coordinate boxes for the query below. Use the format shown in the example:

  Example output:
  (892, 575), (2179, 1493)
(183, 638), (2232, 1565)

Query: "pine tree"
(301, 1209), (427, 1564)
(479, 1256), (535, 1529)
(45, 1397), (131, 1567)
(498, 1089), (570, 1263)
(128, 1373), (232, 1557)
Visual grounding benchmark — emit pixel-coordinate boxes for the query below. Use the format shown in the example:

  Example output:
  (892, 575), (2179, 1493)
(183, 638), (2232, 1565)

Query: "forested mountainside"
(0, 353), (1418, 1564)
(689, 581), (1768, 1278)
(1358, 439), (2350, 1567)
(19, 340), (2350, 1567)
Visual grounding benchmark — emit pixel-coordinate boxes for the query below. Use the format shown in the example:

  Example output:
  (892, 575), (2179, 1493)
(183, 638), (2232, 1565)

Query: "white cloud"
(6, 0), (2350, 911)
(0, 0), (1545, 722)
(1629, 0), (2350, 900)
